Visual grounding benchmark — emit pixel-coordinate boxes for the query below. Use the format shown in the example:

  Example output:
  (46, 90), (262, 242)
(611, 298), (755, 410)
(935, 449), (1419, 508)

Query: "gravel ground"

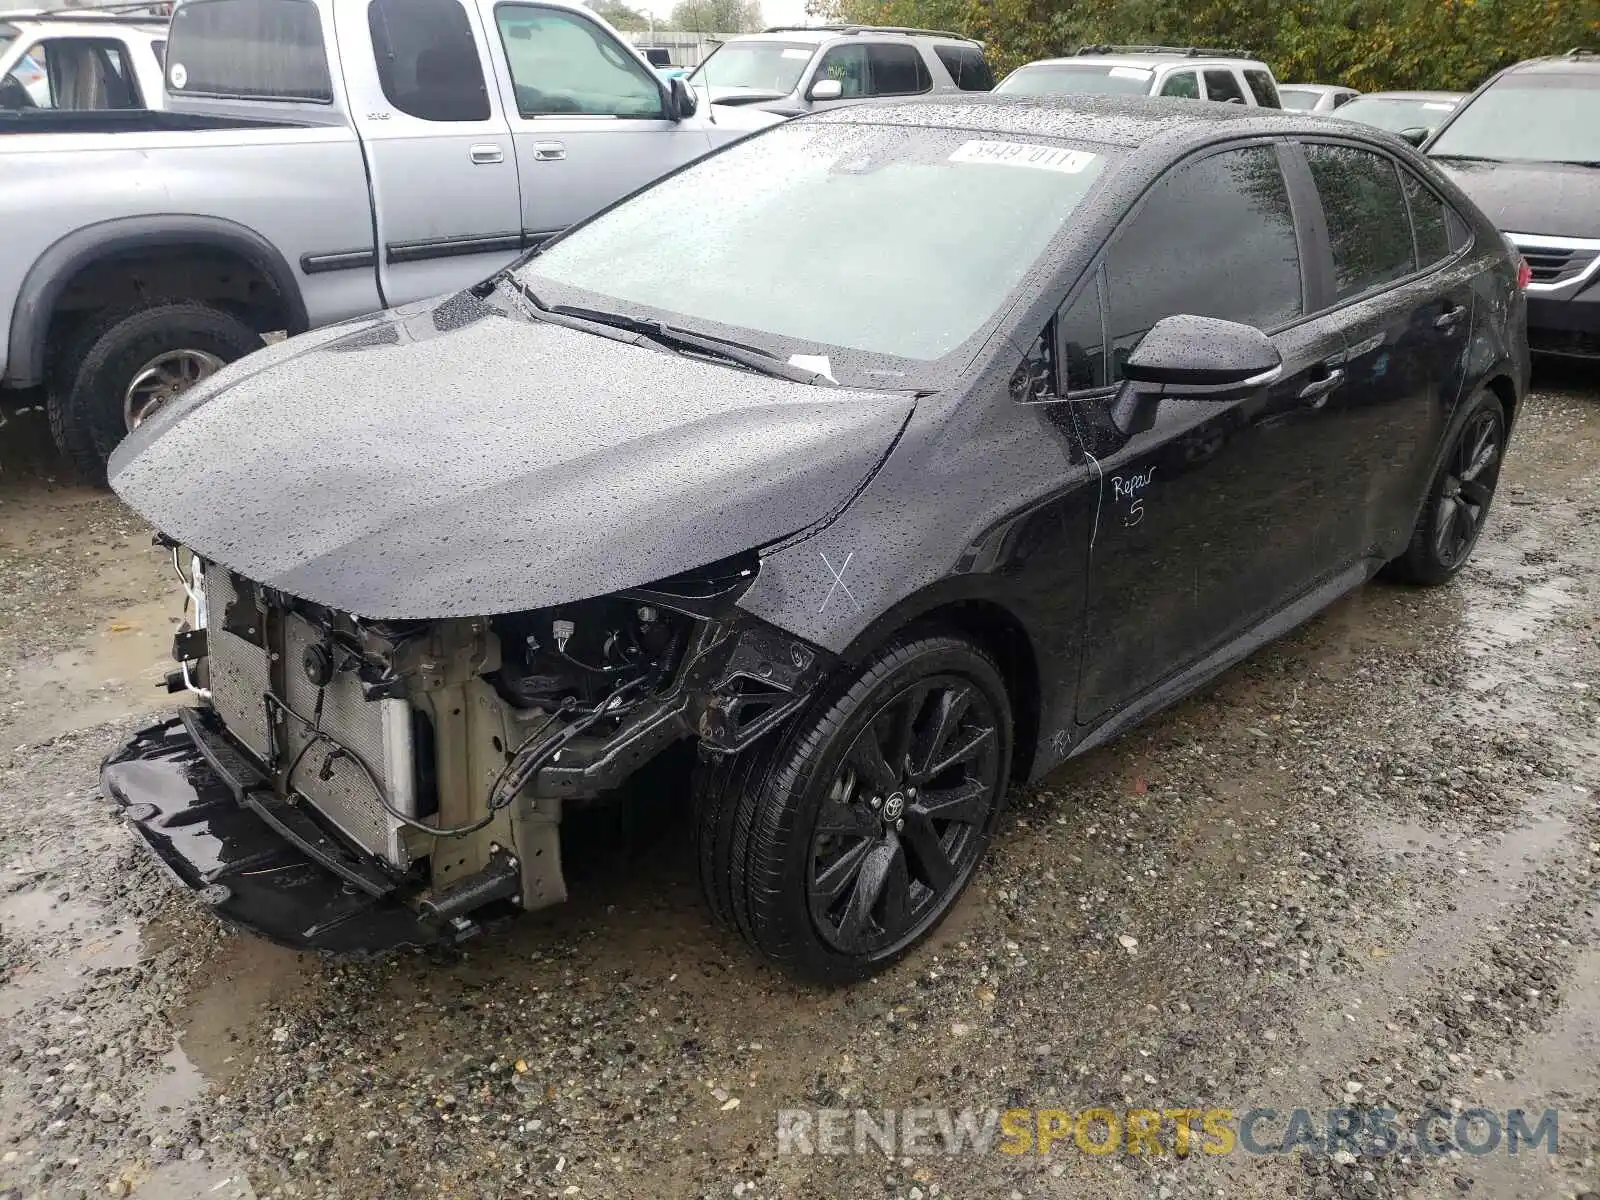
(0, 371), (1596, 1200)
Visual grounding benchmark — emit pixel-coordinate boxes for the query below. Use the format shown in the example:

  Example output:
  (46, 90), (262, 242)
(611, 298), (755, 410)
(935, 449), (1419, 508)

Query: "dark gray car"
(101, 96), (1529, 984)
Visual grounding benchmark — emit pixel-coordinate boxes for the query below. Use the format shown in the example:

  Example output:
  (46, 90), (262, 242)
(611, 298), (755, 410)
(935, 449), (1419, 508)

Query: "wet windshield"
(1336, 94), (1459, 133)
(688, 39), (814, 94)
(516, 122), (1112, 387)
(995, 63), (1153, 97)
(1429, 75), (1600, 163)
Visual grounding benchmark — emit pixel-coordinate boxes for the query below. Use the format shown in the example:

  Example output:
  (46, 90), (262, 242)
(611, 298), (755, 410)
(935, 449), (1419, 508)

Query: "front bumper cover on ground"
(102, 713), (442, 954)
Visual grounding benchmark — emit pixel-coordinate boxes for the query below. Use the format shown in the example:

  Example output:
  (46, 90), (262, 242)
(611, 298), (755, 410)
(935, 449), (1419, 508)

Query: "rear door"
(1293, 139), (1473, 560)
(488, 3), (707, 244)
(342, 0), (524, 306)
(1070, 141), (1350, 722)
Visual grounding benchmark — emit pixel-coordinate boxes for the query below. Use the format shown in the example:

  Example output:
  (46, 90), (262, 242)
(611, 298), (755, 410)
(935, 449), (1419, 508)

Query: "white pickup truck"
(0, 0), (779, 473)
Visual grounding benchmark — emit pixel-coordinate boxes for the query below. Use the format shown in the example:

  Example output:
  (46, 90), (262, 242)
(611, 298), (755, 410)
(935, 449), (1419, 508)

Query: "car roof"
(812, 92), (1345, 150)
(1015, 52), (1270, 71)
(1349, 90), (1463, 102)
(0, 12), (165, 33)
(1501, 49), (1599, 76)
(725, 25), (978, 46)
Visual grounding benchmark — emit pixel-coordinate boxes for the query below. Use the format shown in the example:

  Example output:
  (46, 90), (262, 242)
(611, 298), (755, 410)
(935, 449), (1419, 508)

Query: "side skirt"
(1067, 558), (1379, 761)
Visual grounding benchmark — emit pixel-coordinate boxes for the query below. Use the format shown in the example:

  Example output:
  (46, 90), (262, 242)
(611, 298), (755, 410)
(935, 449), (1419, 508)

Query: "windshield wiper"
(1550, 160), (1600, 168)
(1429, 153), (1504, 163)
(548, 304), (835, 386)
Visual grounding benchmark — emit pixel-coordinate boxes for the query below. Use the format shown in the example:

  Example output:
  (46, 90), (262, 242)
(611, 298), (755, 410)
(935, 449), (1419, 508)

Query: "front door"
(346, 0), (523, 307)
(1069, 143), (1349, 723)
(490, 4), (708, 244)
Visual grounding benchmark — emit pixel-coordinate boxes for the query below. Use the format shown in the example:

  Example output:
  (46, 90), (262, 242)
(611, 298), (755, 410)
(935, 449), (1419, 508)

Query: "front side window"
(1105, 146), (1302, 380)
(813, 43), (928, 99)
(1056, 277), (1108, 393)
(1159, 71), (1198, 99)
(369, 0), (490, 122)
(496, 5), (662, 118)
(995, 63), (1154, 97)
(934, 43), (993, 91)
(1244, 69), (1280, 108)
(1203, 69), (1245, 104)
(1428, 73), (1600, 164)
(1304, 143), (1415, 299)
(166, 0), (332, 102)
(520, 124), (1112, 382)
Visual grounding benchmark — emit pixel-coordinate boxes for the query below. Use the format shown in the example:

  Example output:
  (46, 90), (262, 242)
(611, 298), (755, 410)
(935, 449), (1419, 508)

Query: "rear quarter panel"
(0, 123), (378, 382)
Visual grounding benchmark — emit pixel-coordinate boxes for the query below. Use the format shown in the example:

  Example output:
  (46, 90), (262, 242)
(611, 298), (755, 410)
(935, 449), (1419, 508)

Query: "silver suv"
(687, 25), (993, 117)
(995, 45), (1282, 107)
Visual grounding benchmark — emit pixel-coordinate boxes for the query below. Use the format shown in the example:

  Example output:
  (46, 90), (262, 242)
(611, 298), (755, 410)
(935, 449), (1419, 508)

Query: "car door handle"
(1298, 367), (1345, 405)
(469, 144), (504, 165)
(1434, 305), (1467, 330)
(532, 141), (566, 162)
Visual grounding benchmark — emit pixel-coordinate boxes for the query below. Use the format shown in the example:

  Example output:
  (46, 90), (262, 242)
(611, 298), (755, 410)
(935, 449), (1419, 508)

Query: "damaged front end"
(103, 545), (830, 953)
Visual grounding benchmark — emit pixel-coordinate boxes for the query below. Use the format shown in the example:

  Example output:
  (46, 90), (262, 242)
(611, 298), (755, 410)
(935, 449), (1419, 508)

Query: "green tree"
(668, 0), (764, 32)
(587, 0), (651, 30)
(819, 0), (1600, 89)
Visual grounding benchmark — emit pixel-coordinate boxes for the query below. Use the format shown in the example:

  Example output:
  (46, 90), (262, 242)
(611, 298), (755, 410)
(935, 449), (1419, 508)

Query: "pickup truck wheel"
(693, 630), (1012, 984)
(58, 302), (262, 473)
(1385, 388), (1507, 586)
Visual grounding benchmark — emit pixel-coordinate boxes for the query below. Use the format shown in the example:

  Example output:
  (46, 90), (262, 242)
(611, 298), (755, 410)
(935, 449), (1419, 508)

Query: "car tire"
(1386, 387), (1507, 586)
(55, 302), (261, 476)
(693, 628), (1013, 984)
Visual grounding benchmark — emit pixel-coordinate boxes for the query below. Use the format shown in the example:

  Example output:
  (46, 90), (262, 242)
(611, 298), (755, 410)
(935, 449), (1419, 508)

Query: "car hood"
(705, 100), (787, 129)
(1431, 158), (1600, 239)
(108, 295), (913, 620)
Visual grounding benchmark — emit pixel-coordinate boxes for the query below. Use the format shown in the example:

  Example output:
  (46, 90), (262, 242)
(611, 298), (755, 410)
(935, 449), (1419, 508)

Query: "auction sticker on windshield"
(949, 141), (1098, 173)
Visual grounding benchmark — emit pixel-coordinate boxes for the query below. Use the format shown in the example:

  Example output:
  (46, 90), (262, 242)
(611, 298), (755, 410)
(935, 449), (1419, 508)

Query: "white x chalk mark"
(818, 550), (862, 616)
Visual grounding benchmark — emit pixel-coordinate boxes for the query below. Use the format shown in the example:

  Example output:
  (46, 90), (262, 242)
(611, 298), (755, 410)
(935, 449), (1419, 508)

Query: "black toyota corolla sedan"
(102, 95), (1529, 984)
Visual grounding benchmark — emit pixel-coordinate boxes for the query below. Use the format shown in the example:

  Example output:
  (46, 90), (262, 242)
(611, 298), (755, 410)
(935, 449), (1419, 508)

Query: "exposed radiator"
(200, 566), (416, 868)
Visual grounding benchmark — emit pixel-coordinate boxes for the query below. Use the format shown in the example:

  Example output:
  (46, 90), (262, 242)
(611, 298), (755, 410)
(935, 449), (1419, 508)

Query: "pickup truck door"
(338, 0), (525, 307)
(483, 3), (710, 244)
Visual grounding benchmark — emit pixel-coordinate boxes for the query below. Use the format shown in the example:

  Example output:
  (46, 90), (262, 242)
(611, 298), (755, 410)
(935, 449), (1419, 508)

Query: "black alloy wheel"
(693, 630), (1013, 984)
(807, 675), (1001, 957)
(1432, 403), (1503, 570)
(1387, 388), (1507, 586)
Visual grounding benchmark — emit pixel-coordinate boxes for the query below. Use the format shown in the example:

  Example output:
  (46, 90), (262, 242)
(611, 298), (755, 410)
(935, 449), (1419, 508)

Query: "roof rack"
(1563, 47), (1596, 57)
(1075, 43), (1256, 60)
(761, 24), (972, 41)
(0, 2), (169, 20)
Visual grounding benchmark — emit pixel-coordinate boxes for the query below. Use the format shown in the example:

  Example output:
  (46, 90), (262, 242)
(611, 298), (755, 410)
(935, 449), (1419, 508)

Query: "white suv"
(688, 25), (993, 117)
(994, 45), (1283, 107)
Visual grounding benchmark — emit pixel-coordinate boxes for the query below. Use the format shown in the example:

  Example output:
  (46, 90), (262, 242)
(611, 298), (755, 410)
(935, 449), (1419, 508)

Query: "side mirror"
(1112, 314), (1282, 436)
(808, 77), (843, 102)
(1397, 126), (1429, 147)
(668, 76), (698, 120)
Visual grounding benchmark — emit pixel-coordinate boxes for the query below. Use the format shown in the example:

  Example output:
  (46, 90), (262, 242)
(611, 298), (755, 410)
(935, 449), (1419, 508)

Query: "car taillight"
(1515, 255), (1532, 290)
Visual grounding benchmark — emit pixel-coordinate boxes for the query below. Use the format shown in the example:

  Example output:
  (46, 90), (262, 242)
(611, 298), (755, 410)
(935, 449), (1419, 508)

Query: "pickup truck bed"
(1, 0), (779, 476)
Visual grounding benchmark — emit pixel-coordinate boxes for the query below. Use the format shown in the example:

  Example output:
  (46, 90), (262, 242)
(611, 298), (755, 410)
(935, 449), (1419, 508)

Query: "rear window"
(934, 43), (993, 91)
(166, 0), (332, 102)
(1278, 87), (1319, 110)
(1244, 69), (1280, 108)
